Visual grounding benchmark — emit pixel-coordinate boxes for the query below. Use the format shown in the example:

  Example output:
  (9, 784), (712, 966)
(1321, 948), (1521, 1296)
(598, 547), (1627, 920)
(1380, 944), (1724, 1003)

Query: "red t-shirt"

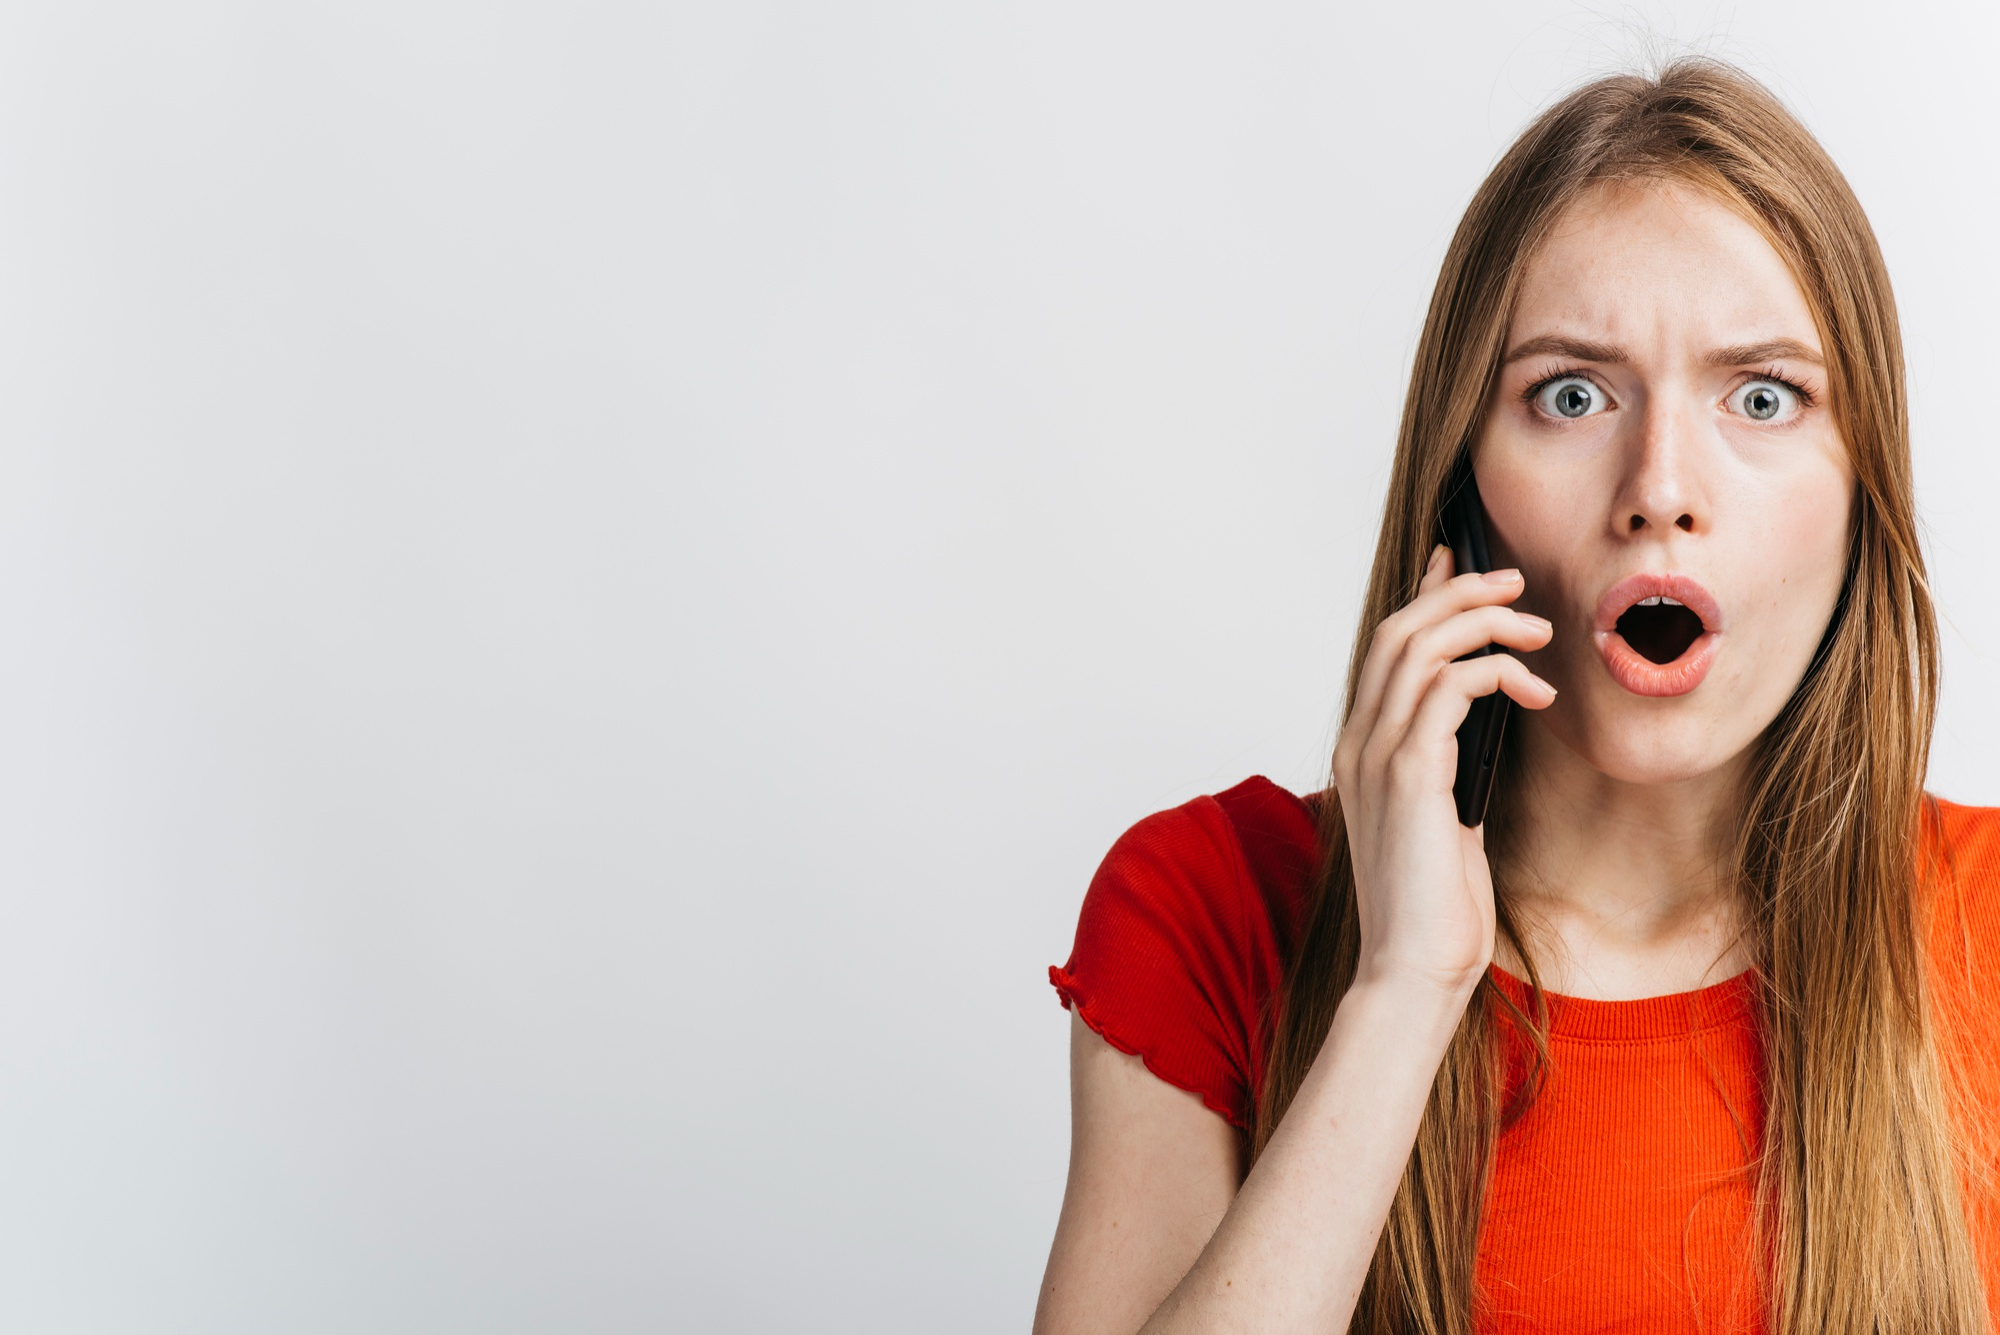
(1050, 776), (2000, 1332)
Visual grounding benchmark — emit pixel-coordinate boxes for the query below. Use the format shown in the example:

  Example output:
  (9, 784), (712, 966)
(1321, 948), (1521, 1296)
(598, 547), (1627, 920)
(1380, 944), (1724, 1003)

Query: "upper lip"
(1593, 572), (1723, 635)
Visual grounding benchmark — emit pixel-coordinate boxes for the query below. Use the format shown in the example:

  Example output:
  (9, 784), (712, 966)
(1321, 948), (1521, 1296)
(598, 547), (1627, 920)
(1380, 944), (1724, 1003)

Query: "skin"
(1481, 179), (1853, 998)
(1032, 179), (1857, 1335)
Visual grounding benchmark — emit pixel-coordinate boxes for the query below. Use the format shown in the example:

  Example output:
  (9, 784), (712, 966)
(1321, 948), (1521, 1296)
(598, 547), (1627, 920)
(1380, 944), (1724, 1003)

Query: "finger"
(1347, 565), (1529, 743)
(1392, 655), (1557, 781)
(1370, 605), (1552, 737)
(1418, 543), (1453, 593)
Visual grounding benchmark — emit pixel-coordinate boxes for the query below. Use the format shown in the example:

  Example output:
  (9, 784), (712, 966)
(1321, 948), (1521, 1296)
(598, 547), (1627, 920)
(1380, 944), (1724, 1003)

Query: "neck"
(1489, 713), (1755, 1000)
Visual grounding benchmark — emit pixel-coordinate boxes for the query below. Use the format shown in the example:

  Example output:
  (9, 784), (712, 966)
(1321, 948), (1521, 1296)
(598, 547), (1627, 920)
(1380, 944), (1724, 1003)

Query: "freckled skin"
(1475, 180), (1854, 790)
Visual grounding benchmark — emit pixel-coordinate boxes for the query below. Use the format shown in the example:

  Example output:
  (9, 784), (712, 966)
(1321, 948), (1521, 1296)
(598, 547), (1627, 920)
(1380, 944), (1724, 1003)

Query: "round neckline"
(1487, 962), (1759, 1042)
(1235, 776), (1763, 1042)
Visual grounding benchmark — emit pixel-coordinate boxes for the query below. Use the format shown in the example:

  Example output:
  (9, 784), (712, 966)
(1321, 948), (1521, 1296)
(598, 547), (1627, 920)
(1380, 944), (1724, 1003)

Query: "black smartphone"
(1440, 454), (1512, 828)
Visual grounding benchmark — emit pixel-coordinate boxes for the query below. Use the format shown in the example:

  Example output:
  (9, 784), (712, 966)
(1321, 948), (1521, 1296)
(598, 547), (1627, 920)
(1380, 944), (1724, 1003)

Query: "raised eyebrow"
(1501, 334), (1628, 366)
(1705, 338), (1826, 368)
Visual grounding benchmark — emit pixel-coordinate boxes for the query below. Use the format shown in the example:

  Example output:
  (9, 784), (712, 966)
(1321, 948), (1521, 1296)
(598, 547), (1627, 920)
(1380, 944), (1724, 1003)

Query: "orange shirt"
(1050, 778), (2000, 1331)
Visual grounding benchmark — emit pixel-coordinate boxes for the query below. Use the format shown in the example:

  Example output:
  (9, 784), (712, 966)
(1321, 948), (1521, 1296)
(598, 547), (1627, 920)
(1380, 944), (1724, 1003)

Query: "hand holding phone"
(1329, 462), (1554, 993)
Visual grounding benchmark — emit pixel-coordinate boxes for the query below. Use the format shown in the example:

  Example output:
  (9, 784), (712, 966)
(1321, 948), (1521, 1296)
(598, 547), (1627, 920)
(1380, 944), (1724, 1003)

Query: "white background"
(0, 3), (1993, 1332)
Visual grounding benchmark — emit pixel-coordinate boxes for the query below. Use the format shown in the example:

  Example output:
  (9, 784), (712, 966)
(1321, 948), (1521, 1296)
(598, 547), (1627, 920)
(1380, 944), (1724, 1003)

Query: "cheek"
(1754, 475), (1853, 644)
(1472, 455), (1589, 603)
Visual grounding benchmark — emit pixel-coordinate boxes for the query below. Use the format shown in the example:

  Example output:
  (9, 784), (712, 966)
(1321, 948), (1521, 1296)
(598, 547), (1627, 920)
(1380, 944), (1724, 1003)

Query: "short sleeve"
(1927, 797), (2000, 1000)
(1922, 797), (2000, 1294)
(1050, 794), (1279, 1132)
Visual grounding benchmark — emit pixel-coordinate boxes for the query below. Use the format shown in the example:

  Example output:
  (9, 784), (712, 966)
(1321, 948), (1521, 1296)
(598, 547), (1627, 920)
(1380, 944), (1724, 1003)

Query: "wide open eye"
(1533, 376), (1608, 420)
(1730, 378), (1802, 424)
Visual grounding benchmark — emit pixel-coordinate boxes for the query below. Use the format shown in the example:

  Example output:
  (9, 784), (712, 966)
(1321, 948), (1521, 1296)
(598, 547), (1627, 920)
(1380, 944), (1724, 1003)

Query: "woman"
(1035, 60), (2000, 1335)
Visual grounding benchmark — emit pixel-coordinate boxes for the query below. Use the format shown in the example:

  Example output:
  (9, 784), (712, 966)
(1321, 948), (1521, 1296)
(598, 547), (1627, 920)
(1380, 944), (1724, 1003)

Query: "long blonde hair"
(1252, 60), (1985, 1332)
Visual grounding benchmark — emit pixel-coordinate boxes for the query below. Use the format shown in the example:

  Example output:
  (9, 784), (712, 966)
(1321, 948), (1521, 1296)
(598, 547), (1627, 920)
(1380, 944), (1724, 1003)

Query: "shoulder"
(1929, 795), (2000, 868)
(1922, 797), (2000, 1019)
(1926, 795), (2000, 916)
(1050, 776), (1323, 1132)
(1081, 776), (1320, 953)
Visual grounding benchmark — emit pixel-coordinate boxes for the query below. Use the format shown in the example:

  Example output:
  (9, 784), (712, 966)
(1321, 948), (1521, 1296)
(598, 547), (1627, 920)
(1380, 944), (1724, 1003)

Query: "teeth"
(1634, 595), (1683, 607)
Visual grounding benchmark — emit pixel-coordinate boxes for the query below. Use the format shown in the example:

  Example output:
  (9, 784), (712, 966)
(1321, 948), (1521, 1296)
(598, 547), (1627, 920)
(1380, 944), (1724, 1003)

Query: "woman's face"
(1475, 179), (1855, 788)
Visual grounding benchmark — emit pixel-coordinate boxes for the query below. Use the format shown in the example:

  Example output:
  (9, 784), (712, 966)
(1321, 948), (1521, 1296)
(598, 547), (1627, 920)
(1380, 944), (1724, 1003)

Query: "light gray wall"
(0, 3), (1992, 1332)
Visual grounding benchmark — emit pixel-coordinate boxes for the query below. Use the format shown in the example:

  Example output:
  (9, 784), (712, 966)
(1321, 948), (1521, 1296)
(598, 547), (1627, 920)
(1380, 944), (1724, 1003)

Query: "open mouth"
(1613, 596), (1706, 665)
(1593, 574), (1723, 698)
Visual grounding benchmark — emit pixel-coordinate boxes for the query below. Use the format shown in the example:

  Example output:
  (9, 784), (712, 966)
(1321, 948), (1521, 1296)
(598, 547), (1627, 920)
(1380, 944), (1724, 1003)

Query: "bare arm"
(1032, 1016), (1242, 1334)
(1034, 550), (1557, 1334)
(1034, 977), (1467, 1335)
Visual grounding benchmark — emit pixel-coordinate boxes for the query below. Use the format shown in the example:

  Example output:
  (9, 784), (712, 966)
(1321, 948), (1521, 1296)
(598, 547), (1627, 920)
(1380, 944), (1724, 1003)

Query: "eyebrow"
(1501, 333), (1826, 368)
(1702, 338), (1825, 368)
(1501, 335), (1626, 365)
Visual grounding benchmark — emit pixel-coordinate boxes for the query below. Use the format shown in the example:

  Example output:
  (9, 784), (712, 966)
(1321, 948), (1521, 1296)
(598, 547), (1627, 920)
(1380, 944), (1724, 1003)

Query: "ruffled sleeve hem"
(1049, 963), (1251, 1132)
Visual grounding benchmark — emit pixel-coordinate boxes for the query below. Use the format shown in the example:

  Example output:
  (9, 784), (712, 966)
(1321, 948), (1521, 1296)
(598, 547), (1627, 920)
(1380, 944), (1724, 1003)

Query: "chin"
(1536, 700), (1749, 790)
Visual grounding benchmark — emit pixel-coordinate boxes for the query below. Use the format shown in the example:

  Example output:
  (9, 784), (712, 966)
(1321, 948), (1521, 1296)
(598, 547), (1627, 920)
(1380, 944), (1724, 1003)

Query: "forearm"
(1137, 974), (1471, 1335)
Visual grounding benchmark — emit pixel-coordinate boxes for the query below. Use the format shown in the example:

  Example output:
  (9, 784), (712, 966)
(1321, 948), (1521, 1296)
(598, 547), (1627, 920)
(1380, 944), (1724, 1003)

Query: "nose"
(1612, 392), (1706, 537)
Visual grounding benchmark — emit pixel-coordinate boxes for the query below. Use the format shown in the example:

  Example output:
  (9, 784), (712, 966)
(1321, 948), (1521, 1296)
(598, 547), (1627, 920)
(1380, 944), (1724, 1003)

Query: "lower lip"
(1594, 629), (1719, 697)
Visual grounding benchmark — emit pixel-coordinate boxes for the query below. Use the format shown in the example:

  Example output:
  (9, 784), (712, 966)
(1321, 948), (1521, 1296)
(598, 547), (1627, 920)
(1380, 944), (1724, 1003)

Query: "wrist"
(1352, 942), (1491, 1004)
(1342, 964), (1484, 1039)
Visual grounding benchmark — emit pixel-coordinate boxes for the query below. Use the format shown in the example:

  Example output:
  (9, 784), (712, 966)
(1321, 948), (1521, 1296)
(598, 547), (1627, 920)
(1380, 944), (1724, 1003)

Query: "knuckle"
(1449, 570), (1491, 597)
(1442, 657), (1493, 693)
(1454, 570), (1513, 603)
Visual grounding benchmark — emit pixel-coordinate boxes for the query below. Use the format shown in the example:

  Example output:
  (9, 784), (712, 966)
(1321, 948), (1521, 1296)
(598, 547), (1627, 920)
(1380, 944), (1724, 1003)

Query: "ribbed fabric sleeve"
(1924, 797), (2000, 1316)
(1048, 777), (1314, 1132)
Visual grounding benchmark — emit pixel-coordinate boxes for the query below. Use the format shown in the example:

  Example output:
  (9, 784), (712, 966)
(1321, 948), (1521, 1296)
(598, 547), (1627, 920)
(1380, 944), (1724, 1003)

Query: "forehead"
(1509, 179), (1819, 349)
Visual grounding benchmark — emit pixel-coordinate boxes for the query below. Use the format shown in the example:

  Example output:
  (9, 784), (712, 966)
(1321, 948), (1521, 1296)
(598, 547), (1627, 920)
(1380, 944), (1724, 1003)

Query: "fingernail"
(1537, 676), (1558, 696)
(1483, 568), (1522, 584)
(1518, 612), (1551, 631)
